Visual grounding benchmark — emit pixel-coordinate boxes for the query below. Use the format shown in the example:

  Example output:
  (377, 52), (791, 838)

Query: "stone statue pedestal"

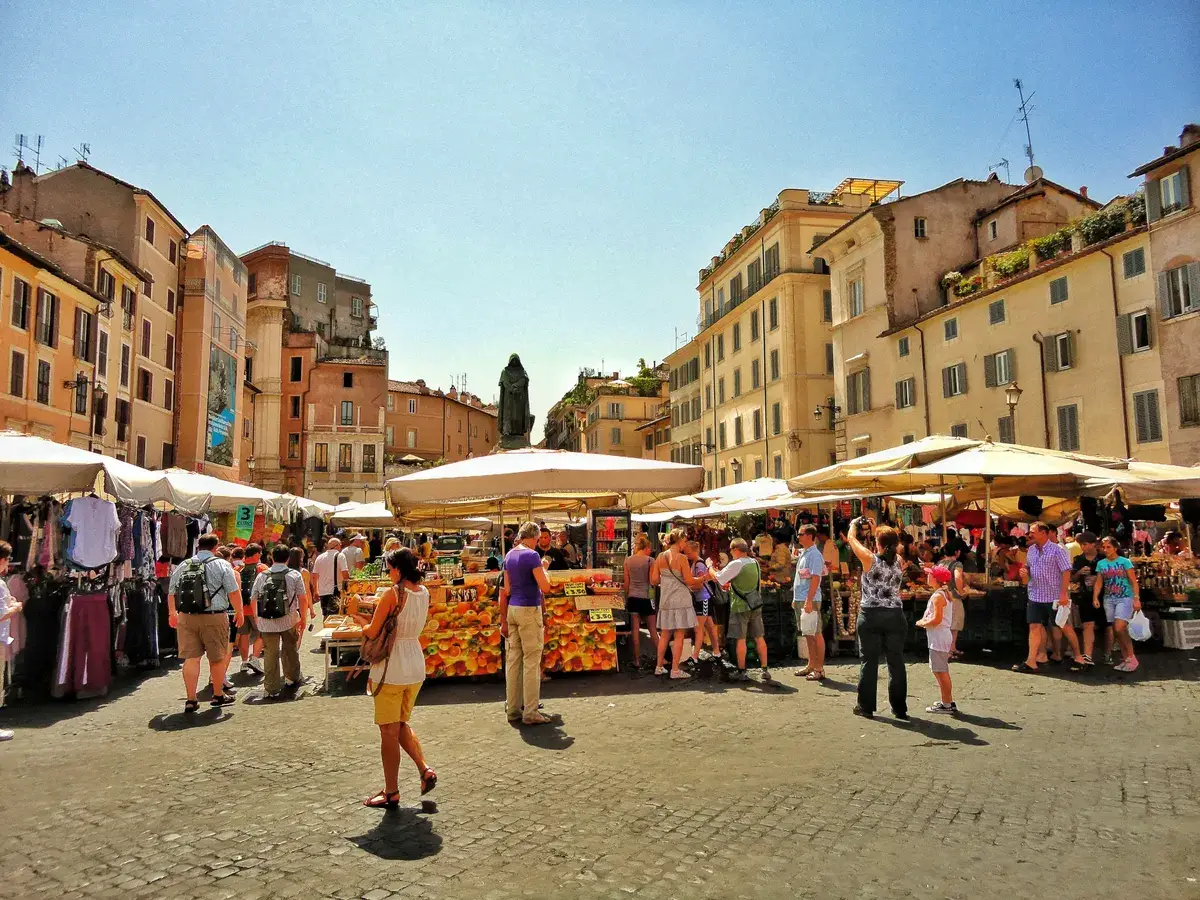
(497, 434), (531, 451)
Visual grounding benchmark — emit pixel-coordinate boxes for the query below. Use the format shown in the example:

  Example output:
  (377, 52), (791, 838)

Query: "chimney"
(1079, 186), (1088, 198)
(1181, 124), (1200, 148)
(1164, 146), (1178, 156)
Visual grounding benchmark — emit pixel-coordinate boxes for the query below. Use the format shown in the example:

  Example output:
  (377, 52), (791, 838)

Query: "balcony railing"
(309, 422), (385, 435)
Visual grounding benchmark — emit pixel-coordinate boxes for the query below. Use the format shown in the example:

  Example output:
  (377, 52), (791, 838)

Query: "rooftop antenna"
(31, 135), (44, 173)
(988, 158), (1010, 183)
(1014, 79), (1042, 183)
(13, 133), (27, 165)
(73, 143), (91, 164)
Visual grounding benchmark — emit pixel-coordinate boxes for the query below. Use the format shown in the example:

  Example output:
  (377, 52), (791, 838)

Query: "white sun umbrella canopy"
(153, 468), (283, 515)
(0, 431), (171, 499)
(270, 493), (336, 519)
(695, 477), (792, 506)
(385, 448), (704, 516)
(328, 501), (397, 528)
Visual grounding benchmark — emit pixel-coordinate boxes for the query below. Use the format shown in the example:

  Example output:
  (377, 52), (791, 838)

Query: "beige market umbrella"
(328, 501), (397, 528)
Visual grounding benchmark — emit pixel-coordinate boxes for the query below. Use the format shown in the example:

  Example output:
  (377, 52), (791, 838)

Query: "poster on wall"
(205, 343), (236, 466)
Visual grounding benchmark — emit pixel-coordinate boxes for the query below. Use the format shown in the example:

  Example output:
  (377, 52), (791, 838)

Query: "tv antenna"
(988, 158), (1010, 183)
(13, 134), (43, 171)
(1014, 79), (1042, 183)
(73, 143), (91, 163)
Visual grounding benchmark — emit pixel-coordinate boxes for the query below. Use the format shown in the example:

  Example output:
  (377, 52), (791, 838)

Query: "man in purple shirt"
(501, 521), (553, 725)
(1016, 522), (1084, 673)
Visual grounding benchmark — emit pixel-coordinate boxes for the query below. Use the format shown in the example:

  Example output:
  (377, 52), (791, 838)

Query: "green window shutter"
(984, 353), (997, 388)
(862, 369), (871, 411)
(1042, 337), (1057, 373)
(1146, 390), (1163, 442)
(1007, 348), (1017, 381)
(1116, 314), (1133, 356)
(941, 366), (951, 398)
(1146, 178), (1162, 222)
(1188, 262), (1200, 309)
(1158, 272), (1172, 318)
(1179, 165), (1192, 209)
(1134, 392), (1149, 443)
(1180, 375), (1200, 427)
(957, 362), (968, 394)
(845, 375), (856, 415)
(895, 380), (904, 408)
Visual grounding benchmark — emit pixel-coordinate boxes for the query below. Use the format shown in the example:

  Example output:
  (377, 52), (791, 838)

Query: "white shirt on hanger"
(64, 497), (121, 569)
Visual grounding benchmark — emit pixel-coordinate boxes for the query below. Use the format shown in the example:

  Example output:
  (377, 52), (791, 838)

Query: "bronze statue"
(497, 353), (534, 450)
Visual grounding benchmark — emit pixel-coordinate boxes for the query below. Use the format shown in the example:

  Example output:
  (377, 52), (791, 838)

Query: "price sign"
(563, 582), (587, 597)
(588, 607), (613, 622)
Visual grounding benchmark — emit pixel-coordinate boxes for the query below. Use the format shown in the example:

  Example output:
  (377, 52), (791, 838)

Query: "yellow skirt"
(369, 681), (421, 725)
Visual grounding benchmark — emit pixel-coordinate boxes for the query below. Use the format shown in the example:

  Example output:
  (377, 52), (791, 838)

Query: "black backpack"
(240, 562), (260, 598)
(176, 558), (218, 614)
(257, 571), (291, 619)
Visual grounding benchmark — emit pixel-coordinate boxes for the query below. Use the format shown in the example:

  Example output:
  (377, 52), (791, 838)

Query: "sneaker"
(1124, 659), (1139, 672)
(1113, 658), (1129, 669)
(247, 657), (265, 675)
(0, 729), (13, 741)
(223, 677), (235, 690)
(760, 667), (773, 682)
(240, 661), (253, 675)
(669, 670), (690, 680)
(730, 669), (749, 682)
(654, 666), (667, 676)
(926, 701), (958, 714)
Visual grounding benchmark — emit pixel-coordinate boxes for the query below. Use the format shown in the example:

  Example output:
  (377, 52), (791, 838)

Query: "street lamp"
(64, 371), (103, 453)
(1004, 382), (1023, 443)
(813, 397), (841, 429)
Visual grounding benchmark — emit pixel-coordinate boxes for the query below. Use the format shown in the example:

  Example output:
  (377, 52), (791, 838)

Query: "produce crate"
(1162, 618), (1200, 650)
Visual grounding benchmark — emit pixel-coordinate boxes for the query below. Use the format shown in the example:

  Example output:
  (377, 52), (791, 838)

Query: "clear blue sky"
(4, 1), (1197, 431)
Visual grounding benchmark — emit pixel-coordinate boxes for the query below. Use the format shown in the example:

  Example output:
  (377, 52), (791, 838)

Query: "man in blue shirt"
(168, 534), (244, 712)
(793, 524), (826, 681)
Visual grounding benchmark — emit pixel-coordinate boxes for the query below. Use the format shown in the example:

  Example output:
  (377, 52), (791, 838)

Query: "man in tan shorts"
(168, 534), (245, 713)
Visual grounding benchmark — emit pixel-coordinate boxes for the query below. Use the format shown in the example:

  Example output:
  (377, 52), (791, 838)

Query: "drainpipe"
(1100, 247), (1133, 457)
(1031, 333), (1051, 448)
(914, 323), (932, 437)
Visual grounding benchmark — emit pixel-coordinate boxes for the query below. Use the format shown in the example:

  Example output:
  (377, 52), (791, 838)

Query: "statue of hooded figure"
(497, 353), (534, 449)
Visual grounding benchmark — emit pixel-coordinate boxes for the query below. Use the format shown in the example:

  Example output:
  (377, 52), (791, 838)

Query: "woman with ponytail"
(847, 518), (908, 720)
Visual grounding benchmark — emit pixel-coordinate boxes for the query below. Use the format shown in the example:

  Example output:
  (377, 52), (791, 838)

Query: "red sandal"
(363, 790), (400, 809)
(420, 767), (437, 795)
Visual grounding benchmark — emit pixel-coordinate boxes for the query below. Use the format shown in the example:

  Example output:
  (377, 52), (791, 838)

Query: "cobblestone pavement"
(2, 635), (1199, 900)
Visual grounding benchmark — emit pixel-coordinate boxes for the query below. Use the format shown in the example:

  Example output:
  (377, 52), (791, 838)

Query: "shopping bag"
(799, 608), (821, 636)
(1128, 610), (1152, 642)
(1054, 603), (1071, 628)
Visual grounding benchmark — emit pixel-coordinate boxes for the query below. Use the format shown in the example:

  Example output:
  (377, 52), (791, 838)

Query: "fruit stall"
(320, 569), (624, 686)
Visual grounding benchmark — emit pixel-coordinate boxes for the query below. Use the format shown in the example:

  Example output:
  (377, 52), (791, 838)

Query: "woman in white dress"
(651, 529), (705, 679)
(354, 548), (437, 808)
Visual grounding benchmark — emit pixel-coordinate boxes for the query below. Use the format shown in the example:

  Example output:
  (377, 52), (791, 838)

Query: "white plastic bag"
(1128, 610), (1152, 642)
(1054, 603), (1071, 628)
(800, 608), (821, 636)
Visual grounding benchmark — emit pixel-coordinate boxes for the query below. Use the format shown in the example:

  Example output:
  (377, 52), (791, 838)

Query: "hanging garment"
(63, 497), (121, 569)
(117, 505), (135, 562)
(54, 592), (112, 698)
(122, 582), (159, 667)
(162, 512), (189, 559)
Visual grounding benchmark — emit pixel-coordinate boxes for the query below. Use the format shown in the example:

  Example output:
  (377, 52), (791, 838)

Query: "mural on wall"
(205, 343), (236, 466)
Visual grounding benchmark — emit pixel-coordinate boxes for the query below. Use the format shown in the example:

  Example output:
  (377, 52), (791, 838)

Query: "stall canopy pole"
(499, 497), (505, 557)
(984, 477), (993, 575)
(939, 476), (947, 542)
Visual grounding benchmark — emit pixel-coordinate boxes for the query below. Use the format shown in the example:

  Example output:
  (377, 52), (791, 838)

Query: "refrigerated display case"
(588, 508), (631, 570)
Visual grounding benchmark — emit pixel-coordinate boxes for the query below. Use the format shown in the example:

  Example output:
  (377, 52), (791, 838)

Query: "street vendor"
(1154, 530), (1194, 559)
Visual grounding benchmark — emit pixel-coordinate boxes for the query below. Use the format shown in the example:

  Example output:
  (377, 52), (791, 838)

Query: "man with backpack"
(251, 545), (310, 699)
(313, 537), (350, 619)
(236, 544), (268, 676)
(708, 538), (772, 682)
(168, 533), (245, 712)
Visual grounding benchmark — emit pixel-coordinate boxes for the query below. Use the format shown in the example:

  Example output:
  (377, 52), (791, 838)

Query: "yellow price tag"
(588, 607), (613, 622)
(563, 582), (587, 597)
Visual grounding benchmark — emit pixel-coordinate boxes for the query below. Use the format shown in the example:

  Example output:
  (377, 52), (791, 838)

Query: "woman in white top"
(353, 548), (436, 808)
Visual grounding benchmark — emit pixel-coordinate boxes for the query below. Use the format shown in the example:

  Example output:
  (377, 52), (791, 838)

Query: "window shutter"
(1116, 314), (1133, 356)
(1069, 407), (1079, 451)
(73, 308), (82, 358)
(1065, 333), (1075, 369)
(862, 370), (871, 411)
(1146, 390), (1162, 442)
(941, 366), (951, 398)
(957, 363), (968, 394)
(1123, 253), (1134, 279)
(1146, 179), (1162, 222)
(1179, 165), (1192, 209)
(1180, 376), (1200, 426)
(984, 353), (997, 388)
(1188, 262), (1200, 308)
(1006, 348), (1017, 381)
(1158, 272), (1171, 318)
(1042, 337), (1057, 373)
(1134, 392), (1149, 443)
(845, 375), (855, 415)
(895, 380), (904, 408)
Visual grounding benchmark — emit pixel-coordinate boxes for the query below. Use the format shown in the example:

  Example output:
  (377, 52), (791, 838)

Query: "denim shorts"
(1104, 596), (1134, 624)
(1025, 601), (1055, 627)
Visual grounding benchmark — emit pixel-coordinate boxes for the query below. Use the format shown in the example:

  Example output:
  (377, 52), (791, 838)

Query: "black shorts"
(692, 593), (711, 618)
(1074, 595), (1108, 626)
(627, 596), (655, 618)
(1026, 601), (1056, 627)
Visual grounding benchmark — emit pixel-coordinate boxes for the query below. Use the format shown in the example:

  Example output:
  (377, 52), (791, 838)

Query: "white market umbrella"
(695, 477), (792, 506)
(385, 448), (704, 514)
(0, 431), (169, 499)
(328, 501), (398, 528)
(156, 468), (283, 514)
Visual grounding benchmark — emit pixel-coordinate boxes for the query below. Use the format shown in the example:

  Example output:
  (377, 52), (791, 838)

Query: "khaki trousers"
(505, 605), (544, 719)
(261, 629), (301, 695)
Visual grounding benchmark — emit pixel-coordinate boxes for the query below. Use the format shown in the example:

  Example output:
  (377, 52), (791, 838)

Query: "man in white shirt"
(252, 545), (310, 699)
(312, 538), (349, 619)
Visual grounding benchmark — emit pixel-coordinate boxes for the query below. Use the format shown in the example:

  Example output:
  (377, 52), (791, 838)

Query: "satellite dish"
(1023, 165), (1043, 184)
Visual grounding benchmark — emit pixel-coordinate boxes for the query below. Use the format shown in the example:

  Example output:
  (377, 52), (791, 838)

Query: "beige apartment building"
(385, 380), (498, 463)
(581, 377), (668, 458)
(637, 414), (672, 461)
(177, 226), (250, 477)
(2, 161), (187, 469)
(816, 176), (1099, 459)
(0, 211), (149, 458)
(544, 371), (618, 451)
(1129, 124), (1200, 465)
(677, 183), (892, 488)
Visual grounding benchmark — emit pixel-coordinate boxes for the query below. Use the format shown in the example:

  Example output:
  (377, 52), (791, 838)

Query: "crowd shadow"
(884, 715), (989, 746)
(346, 802), (442, 861)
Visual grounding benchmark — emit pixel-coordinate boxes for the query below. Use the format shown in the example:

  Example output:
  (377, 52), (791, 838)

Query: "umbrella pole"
(984, 478), (993, 576)
(939, 477), (947, 543)
(499, 497), (505, 557)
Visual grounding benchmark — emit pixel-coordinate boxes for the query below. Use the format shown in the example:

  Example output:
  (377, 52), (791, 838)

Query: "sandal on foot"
(794, 666), (813, 677)
(184, 699), (200, 713)
(210, 694), (236, 707)
(420, 767), (438, 795)
(363, 791), (400, 809)
(806, 670), (825, 681)
(1012, 663), (1039, 674)
(522, 712), (553, 726)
